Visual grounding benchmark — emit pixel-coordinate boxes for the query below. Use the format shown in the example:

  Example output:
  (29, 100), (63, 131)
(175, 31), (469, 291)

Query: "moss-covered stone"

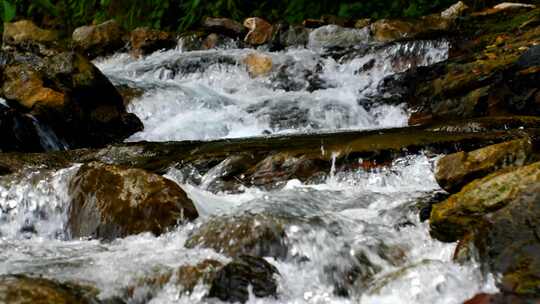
(435, 138), (535, 192)
(430, 161), (540, 242)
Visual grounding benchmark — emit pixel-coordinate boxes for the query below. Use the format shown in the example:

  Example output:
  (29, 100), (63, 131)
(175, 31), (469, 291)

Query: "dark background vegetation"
(2, 0), (540, 34)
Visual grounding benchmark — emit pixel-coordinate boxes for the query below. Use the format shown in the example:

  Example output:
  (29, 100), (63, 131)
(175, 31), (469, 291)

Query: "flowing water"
(0, 34), (498, 303)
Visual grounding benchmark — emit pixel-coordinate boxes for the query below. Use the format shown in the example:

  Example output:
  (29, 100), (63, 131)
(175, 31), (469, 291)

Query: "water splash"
(96, 40), (448, 142)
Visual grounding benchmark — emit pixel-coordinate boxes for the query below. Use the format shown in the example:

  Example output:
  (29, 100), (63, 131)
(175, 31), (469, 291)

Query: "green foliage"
(6, 0), (531, 34)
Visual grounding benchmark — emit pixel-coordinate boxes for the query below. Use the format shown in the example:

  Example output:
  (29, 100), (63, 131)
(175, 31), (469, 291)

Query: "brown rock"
(176, 260), (223, 292)
(303, 19), (325, 28)
(185, 213), (288, 259)
(202, 17), (244, 37)
(371, 17), (452, 43)
(72, 20), (125, 59)
(243, 53), (273, 77)
(244, 17), (273, 45)
(0, 275), (107, 304)
(68, 162), (198, 240)
(2, 64), (65, 110)
(435, 138), (534, 192)
(130, 27), (177, 57)
(440, 1), (469, 19)
(354, 19), (372, 29)
(3, 20), (58, 48)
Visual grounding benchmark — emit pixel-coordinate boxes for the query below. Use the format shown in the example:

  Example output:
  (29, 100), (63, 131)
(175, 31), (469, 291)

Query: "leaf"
(2, 0), (16, 22)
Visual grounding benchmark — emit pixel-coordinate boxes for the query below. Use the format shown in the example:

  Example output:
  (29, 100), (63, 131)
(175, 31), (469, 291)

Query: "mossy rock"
(430, 161), (540, 242)
(435, 138), (535, 193)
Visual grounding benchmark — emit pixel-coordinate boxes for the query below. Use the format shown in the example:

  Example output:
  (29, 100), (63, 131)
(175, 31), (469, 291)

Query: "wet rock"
(186, 213), (288, 259)
(202, 17), (245, 37)
(472, 185), (540, 296)
(244, 17), (273, 45)
(430, 161), (540, 242)
(516, 45), (540, 69)
(308, 25), (370, 50)
(129, 27), (177, 57)
(354, 19), (372, 29)
(208, 255), (279, 303)
(176, 260), (224, 293)
(72, 20), (126, 59)
(0, 275), (110, 304)
(464, 293), (539, 304)
(202, 33), (236, 50)
(435, 138), (535, 193)
(269, 23), (309, 50)
(371, 17), (452, 43)
(303, 19), (326, 28)
(243, 52), (273, 77)
(115, 85), (144, 106)
(3, 20), (58, 49)
(474, 3), (537, 16)
(0, 103), (48, 152)
(68, 162), (198, 240)
(1, 51), (143, 149)
(441, 1), (469, 19)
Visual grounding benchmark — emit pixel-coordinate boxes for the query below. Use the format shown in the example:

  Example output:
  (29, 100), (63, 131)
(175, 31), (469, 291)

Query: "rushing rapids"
(0, 34), (500, 303)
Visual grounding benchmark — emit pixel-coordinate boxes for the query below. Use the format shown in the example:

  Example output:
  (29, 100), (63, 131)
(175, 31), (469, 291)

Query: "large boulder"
(185, 213), (288, 259)
(243, 17), (273, 45)
(72, 20), (126, 59)
(308, 25), (370, 50)
(435, 138), (535, 192)
(129, 27), (177, 58)
(208, 255), (279, 303)
(430, 161), (540, 242)
(0, 51), (143, 149)
(68, 162), (198, 240)
(0, 275), (111, 304)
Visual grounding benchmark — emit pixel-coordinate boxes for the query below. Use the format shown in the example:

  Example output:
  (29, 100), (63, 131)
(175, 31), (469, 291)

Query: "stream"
(0, 32), (498, 303)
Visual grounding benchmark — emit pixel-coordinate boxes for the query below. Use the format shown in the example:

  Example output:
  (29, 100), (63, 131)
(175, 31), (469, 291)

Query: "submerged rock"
(243, 53), (273, 77)
(208, 255), (279, 303)
(68, 162), (198, 240)
(129, 27), (177, 57)
(244, 17), (273, 45)
(72, 20), (126, 59)
(435, 138), (535, 192)
(186, 213), (288, 259)
(0, 275), (112, 304)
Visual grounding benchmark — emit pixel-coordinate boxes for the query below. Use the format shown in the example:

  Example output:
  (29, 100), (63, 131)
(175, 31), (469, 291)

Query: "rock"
(176, 260), (223, 293)
(516, 45), (540, 69)
(115, 85), (144, 106)
(129, 27), (177, 57)
(354, 19), (372, 29)
(308, 25), (370, 50)
(303, 19), (325, 28)
(72, 20), (125, 59)
(202, 17), (245, 37)
(244, 17), (273, 45)
(0, 51), (143, 149)
(208, 255), (279, 303)
(435, 138), (534, 193)
(202, 33), (236, 50)
(68, 162), (198, 240)
(243, 53), (273, 77)
(0, 103), (48, 152)
(464, 293), (539, 304)
(494, 3), (536, 11)
(270, 23), (309, 50)
(2, 64), (65, 109)
(3, 20), (58, 49)
(440, 1), (469, 19)
(0, 275), (108, 304)
(371, 17), (452, 43)
(185, 213), (288, 259)
(471, 185), (540, 296)
(430, 161), (540, 242)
